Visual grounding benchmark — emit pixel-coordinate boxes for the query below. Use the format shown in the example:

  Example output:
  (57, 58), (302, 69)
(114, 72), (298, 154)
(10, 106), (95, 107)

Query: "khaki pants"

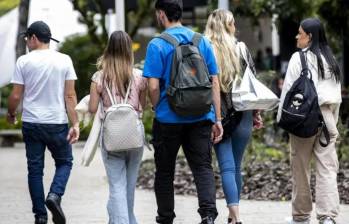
(290, 105), (340, 222)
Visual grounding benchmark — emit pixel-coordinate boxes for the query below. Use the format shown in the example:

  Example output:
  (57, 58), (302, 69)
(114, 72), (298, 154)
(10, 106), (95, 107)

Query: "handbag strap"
(238, 42), (248, 65)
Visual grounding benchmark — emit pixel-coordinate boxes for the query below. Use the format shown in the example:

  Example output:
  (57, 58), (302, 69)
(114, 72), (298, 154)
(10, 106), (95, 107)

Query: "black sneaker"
(201, 216), (214, 224)
(227, 218), (233, 224)
(35, 216), (47, 224)
(45, 193), (66, 224)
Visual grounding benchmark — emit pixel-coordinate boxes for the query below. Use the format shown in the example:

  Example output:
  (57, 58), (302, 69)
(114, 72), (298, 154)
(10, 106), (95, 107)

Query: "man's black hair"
(155, 0), (183, 22)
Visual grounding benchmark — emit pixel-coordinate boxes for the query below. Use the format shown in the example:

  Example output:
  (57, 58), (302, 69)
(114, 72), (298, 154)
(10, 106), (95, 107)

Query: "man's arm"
(64, 80), (79, 144)
(148, 78), (160, 108)
(7, 84), (24, 124)
(211, 75), (223, 143)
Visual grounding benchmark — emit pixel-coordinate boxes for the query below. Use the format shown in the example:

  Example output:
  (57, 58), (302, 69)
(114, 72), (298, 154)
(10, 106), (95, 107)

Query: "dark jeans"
(22, 122), (73, 219)
(152, 119), (218, 224)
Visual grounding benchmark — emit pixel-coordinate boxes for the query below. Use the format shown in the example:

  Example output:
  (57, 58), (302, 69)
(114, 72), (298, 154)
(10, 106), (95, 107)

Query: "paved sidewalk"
(0, 146), (348, 224)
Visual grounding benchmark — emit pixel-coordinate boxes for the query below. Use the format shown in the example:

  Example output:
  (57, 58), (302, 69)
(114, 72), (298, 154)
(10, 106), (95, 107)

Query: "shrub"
(58, 34), (103, 100)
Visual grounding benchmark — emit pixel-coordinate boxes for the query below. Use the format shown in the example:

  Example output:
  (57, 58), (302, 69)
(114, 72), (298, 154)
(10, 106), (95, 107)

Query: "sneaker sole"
(45, 199), (66, 224)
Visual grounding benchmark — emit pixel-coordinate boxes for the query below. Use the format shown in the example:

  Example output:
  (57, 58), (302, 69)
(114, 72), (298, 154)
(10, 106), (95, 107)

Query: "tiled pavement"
(0, 145), (348, 224)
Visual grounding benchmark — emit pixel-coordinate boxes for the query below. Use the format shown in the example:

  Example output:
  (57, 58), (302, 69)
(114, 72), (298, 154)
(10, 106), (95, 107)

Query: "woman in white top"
(277, 18), (341, 224)
(89, 31), (147, 224)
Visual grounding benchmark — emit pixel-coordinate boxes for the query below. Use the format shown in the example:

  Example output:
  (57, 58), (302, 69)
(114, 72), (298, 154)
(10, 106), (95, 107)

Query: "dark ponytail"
(300, 18), (341, 82)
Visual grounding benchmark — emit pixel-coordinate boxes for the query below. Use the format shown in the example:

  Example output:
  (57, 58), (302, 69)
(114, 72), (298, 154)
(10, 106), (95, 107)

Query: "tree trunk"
(16, 0), (30, 59)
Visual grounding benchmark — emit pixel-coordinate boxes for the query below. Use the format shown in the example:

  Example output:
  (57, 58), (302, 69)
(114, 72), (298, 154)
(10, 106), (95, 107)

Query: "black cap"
(21, 21), (59, 43)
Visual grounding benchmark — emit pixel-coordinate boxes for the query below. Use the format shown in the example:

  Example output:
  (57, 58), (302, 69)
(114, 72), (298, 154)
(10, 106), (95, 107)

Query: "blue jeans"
(22, 122), (73, 219)
(214, 111), (253, 206)
(101, 148), (143, 224)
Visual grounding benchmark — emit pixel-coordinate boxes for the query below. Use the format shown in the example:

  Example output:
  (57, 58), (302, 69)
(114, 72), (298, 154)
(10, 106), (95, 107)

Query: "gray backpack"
(159, 32), (212, 116)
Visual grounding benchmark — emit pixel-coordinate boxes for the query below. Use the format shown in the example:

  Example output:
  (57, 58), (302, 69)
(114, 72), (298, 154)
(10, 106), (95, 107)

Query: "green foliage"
(127, 0), (154, 38)
(72, 0), (108, 48)
(142, 106), (154, 141)
(58, 34), (103, 100)
(0, 85), (12, 108)
(337, 119), (349, 163)
(0, 115), (22, 130)
(0, 0), (19, 17)
(232, 0), (323, 24)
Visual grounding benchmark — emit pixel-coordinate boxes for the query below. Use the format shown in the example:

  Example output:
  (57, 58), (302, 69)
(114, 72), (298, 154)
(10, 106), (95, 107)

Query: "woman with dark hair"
(277, 18), (342, 224)
(89, 31), (147, 224)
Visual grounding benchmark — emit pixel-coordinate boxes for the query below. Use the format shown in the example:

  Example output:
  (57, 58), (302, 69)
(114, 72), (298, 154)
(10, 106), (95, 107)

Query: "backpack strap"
(299, 51), (313, 79)
(105, 78), (133, 105)
(191, 33), (202, 47)
(158, 33), (179, 47)
(299, 51), (307, 70)
(319, 115), (330, 147)
(299, 51), (329, 147)
(105, 84), (116, 105)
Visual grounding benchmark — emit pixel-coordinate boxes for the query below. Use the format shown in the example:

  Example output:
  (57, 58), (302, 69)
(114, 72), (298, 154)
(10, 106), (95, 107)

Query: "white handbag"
(231, 42), (279, 111)
(102, 80), (143, 152)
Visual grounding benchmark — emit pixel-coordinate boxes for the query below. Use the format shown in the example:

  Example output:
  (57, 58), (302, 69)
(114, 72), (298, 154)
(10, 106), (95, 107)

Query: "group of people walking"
(6, 0), (342, 224)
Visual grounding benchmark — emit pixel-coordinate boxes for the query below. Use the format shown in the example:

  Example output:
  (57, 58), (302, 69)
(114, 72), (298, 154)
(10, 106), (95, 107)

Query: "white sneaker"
(285, 217), (310, 224)
(320, 217), (335, 224)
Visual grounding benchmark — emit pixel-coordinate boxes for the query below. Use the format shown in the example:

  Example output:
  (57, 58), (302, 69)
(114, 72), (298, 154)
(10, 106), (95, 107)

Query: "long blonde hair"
(97, 31), (134, 97)
(204, 9), (240, 93)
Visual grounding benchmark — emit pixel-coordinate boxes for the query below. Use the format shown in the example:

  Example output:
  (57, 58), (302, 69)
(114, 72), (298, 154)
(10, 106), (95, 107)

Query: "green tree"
(72, 0), (154, 52)
(59, 35), (103, 99)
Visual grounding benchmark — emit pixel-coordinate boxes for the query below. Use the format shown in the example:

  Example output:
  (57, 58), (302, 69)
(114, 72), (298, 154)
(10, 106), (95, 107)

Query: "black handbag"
(222, 107), (243, 139)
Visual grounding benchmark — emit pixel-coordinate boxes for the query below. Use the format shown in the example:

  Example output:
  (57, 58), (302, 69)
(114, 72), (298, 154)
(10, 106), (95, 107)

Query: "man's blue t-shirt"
(143, 26), (218, 124)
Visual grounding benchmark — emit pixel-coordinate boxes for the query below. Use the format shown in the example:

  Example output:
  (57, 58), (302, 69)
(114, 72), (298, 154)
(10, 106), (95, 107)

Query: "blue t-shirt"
(143, 26), (218, 124)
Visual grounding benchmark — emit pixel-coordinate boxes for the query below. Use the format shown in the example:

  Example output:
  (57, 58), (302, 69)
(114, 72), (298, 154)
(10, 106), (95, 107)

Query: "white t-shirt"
(11, 49), (77, 124)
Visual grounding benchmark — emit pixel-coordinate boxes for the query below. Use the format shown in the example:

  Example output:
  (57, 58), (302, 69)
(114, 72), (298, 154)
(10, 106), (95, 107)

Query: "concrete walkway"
(0, 145), (348, 224)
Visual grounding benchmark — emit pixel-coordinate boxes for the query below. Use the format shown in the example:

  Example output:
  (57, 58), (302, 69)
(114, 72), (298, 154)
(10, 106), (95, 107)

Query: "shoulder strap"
(237, 42), (248, 65)
(299, 51), (313, 80)
(192, 33), (202, 46)
(299, 51), (307, 71)
(105, 84), (116, 105)
(105, 77), (133, 105)
(319, 114), (330, 147)
(158, 33), (179, 47)
(123, 78), (133, 104)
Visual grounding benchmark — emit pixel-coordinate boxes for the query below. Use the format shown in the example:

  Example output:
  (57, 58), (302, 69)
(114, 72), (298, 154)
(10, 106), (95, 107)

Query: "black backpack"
(158, 32), (212, 117)
(278, 51), (329, 147)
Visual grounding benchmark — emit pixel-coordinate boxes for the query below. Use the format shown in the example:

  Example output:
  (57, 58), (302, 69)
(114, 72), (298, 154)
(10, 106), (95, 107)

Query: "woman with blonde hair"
(205, 9), (262, 224)
(88, 30), (147, 224)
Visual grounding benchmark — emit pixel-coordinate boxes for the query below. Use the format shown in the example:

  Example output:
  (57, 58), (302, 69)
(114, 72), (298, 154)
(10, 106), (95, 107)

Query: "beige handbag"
(102, 80), (143, 152)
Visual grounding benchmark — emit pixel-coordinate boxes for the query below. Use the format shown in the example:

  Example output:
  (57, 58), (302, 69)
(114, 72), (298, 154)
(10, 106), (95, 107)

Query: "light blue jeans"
(101, 147), (143, 224)
(214, 111), (253, 206)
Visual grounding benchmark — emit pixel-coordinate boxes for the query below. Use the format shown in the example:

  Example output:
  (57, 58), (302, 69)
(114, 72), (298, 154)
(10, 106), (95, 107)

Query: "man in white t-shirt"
(7, 21), (79, 224)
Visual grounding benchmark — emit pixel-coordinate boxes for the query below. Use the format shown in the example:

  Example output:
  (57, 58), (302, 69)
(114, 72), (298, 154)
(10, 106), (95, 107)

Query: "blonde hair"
(97, 31), (134, 97)
(204, 9), (240, 93)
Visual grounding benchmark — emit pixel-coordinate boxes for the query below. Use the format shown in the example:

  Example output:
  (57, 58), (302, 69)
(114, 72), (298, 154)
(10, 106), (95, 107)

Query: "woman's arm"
(89, 82), (100, 113)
